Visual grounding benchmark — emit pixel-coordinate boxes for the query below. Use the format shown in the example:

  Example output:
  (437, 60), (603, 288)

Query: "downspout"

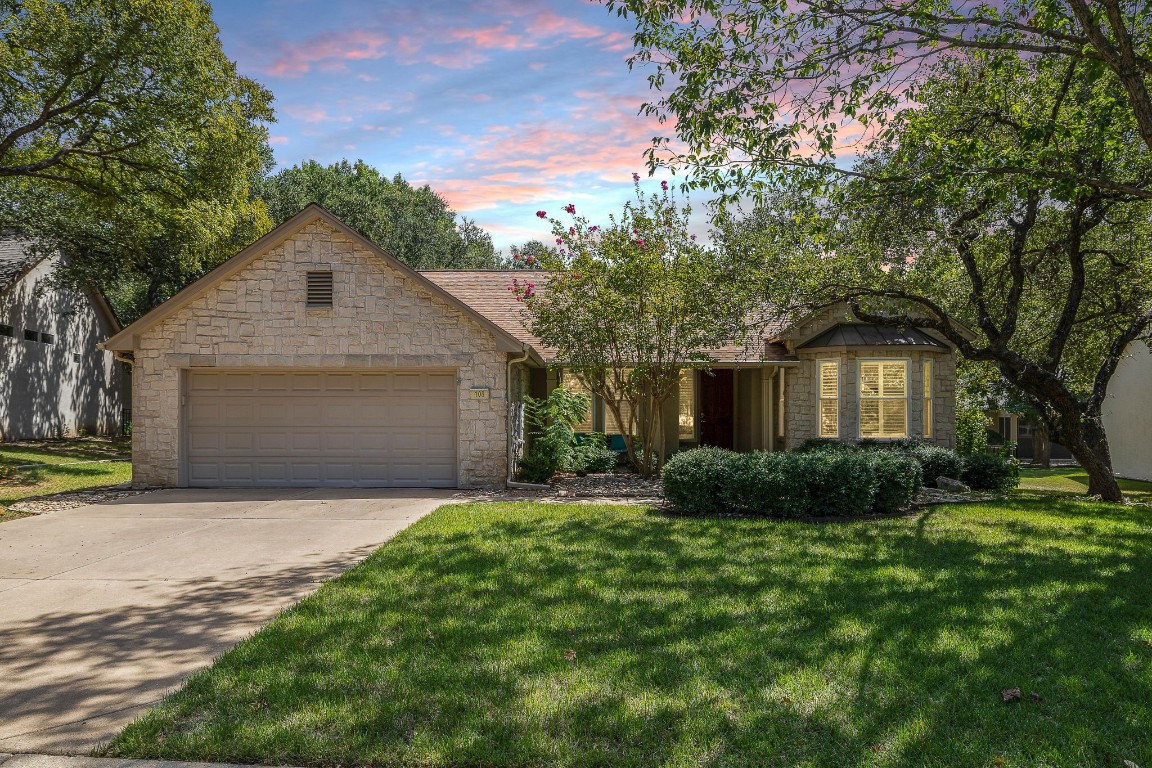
(506, 346), (532, 486)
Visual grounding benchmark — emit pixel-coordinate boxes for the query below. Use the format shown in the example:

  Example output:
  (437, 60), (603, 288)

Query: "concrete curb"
(0, 756), (302, 768)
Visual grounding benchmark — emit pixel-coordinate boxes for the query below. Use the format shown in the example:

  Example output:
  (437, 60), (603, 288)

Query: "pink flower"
(569, 227), (575, 235)
(636, 238), (645, 247)
(513, 251), (521, 260)
(526, 255), (535, 264)
(632, 172), (640, 182)
(661, 180), (668, 191)
(564, 204), (576, 214)
(632, 228), (639, 234)
(556, 238), (563, 245)
(590, 225), (598, 232)
(536, 210), (547, 218)
(690, 234), (697, 241)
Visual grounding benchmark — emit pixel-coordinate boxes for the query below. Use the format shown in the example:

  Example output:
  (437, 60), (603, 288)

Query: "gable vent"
(306, 270), (333, 308)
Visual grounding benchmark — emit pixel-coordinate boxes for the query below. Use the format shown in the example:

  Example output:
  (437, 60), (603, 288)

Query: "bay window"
(859, 360), (908, 438)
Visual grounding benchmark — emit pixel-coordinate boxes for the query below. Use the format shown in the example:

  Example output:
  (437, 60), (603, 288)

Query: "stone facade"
(130, 219), (510, 488)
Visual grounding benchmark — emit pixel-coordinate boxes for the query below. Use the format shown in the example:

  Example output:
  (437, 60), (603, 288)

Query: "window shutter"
(306, 271), (334, 307)
(818, 361), (839, 438)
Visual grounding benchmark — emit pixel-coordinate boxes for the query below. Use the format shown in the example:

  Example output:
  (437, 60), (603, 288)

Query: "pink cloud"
(268, 135), (290, 145)
(265, 30), (391, 77)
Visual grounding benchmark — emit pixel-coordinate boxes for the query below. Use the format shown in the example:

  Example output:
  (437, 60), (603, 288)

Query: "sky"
(212, 0), (684, 252)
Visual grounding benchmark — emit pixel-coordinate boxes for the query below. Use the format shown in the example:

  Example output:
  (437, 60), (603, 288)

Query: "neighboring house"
(987, 410), (1073, 464)
(0, 238), (128, 440)
(104, 205), (961, 489)
(1102, 341), (1152, 481)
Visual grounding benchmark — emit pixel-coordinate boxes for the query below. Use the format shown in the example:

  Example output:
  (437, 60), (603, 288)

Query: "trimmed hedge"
(962, 451), (1021, 492)
(661, 445), (922, 517)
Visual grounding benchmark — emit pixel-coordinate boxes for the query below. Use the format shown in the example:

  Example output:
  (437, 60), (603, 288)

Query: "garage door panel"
(186, 371), (458, 488)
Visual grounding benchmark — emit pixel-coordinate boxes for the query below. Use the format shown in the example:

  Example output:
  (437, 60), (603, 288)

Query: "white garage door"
(185, 370), (457, 487)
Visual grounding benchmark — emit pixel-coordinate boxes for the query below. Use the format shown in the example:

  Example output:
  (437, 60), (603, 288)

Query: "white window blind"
(818, 361), (839, 438)
(678, 370), (696, 440)
(859, 360), (908, 438)
(923, 360), (934, 438)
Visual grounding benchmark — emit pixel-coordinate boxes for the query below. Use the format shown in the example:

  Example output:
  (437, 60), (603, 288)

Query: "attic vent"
(306, 270), (333, 308)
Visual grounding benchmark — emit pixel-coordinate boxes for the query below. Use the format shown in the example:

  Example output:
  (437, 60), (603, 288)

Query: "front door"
(699, 369), (734, 448)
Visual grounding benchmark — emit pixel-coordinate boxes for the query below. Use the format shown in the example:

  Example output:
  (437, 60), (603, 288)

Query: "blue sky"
(212, 0), (683, 252)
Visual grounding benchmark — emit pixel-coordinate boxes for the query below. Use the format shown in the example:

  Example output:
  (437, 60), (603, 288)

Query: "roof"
(798, 323), (946, 349)
(103, 204), (530, 356)
(422, 270), (798, 364)
(0, 238), (44, 292)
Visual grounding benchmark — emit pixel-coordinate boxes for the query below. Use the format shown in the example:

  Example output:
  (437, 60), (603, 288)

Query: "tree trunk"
(1058, 412), (1123, 501)
(1033, 421), (1051, 469)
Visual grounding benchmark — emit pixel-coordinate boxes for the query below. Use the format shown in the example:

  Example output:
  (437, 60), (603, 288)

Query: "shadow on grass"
(105, 500), (1152, 768)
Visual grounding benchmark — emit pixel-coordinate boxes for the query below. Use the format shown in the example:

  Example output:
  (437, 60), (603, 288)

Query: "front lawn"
(0, 438), (132, 521)
(106, 500), (1152, 768)
(1020, 466), (1152, 502)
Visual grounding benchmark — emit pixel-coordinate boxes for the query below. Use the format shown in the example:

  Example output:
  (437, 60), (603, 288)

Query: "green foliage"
(720, 452), (810, 517)
(866, 452), (924, 514)
(794, 438), (856, 454)
(955, 408), (991, 458)
(0, 0), (275, 320)
(257, 160), (499, 270)
(513, 180), (752, 477)
(962, 452), (1021, 493)
(516, 388), (593, 483)
(662, 446), (921, 516)
(801, 451), (878, 517)
(566, 433), (619, 475)
(660, 447), (737, 515)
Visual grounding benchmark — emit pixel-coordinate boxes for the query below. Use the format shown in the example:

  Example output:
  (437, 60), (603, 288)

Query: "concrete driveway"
(0, 488), (456, 755)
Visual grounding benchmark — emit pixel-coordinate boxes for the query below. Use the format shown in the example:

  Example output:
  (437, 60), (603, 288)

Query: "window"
(23, 328), (38, 342)
(560, 371), (594, 433)
(923, 360), (933, 438)
(0, 324), (12, 338)
(678, 370), (696, 441)
(818, 361), (839, 438)
(306, 270), (334, 307)
(40, 332), (53, 345)
(859, 360), (908, 438)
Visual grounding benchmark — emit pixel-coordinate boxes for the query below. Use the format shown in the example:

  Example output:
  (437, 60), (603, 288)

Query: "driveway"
(0, 488), (456, 755)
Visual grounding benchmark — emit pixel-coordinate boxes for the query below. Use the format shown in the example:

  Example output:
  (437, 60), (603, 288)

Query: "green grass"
(0, 438), (132, 521)
(1019, 466), (1152, 502)
(105, 500), (1152, 768)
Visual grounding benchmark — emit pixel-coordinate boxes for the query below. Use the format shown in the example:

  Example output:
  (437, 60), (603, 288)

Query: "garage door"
(185, 370), (457, 487)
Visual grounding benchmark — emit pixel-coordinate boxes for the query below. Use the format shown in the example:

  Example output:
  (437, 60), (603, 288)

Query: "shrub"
(955, 407), (990, 456)
(866, 452), (923, 513)
(567, 433), (619, 474)
(661, 447), (738, 514)
(795, 438), (857, 454)
(961, 452), (1020, 492)
(907, 444), (964, 487)
(801, 451), (877, 516)
(720, 452), (810, 517)
(516, 388), (591, 483)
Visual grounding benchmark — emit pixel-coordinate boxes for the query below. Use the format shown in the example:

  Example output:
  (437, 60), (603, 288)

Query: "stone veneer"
(131, 219), (510, 488)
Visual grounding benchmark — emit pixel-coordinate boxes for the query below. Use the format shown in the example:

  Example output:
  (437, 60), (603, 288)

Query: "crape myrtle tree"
(510, 180), (749, 477)
(606, 0), (1152, 502)
(258, 160), (501, 270)
(740, 56), (1152, 501)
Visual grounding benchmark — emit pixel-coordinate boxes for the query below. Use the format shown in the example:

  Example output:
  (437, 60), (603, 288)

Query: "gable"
(105, 205), (527, 355)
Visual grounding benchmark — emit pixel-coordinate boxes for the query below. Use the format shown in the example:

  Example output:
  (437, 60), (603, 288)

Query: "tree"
(257, 160), (501, 270)
(511, 181), (748, 477)
(1, 0), (272, 202)
(607, 0), (1152, 202)
(740, 56), (1152, 501)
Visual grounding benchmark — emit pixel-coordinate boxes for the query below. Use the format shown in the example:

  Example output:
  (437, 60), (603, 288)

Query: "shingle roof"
(799, 322), (945, 349)
(0, 238), (43, 293)
(420, 270), (798, 364)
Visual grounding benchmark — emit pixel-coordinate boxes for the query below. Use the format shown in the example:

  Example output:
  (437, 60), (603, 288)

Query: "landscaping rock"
(937, 476), (972, 492)
(1001, 687), (1022, 703)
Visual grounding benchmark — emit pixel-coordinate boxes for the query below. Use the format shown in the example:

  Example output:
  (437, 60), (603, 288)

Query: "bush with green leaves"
(661, 447), (738, 514)
(720, 452), (810, 517)
(566, 433), (619, 475)
(516, 388), (592, 483)
(801, 451), (878, 516)
(866, 452), (923, 514)
(955, 407), (990, 457)
(794, 439), (858, 454)
(961, 452), (1021, 492)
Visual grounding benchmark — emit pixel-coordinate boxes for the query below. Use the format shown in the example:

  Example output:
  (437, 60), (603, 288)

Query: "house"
(104, 205), (959, 489)
(1101, 341), (1152, 481)
(0, 237), (128, 440)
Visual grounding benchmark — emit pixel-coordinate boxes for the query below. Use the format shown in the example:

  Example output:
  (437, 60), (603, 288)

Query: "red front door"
(699, 369), (734, 449)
